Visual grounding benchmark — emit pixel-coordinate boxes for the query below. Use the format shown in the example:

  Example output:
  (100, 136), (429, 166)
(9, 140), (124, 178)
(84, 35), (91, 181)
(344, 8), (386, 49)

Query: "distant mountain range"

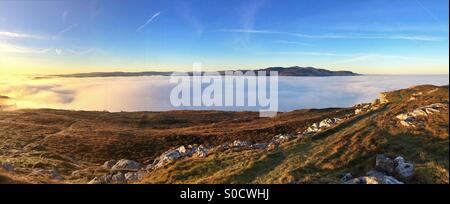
(52, 66), (360, 78)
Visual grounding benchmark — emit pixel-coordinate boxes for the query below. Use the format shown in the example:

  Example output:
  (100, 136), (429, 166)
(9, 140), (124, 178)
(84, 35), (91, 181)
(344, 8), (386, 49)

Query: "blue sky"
(0, 0), (448, 75)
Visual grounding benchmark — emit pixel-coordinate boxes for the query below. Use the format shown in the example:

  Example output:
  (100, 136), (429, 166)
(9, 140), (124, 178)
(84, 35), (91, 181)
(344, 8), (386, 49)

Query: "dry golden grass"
(0, 85), (448, 184)
(141, 85), (449, 184)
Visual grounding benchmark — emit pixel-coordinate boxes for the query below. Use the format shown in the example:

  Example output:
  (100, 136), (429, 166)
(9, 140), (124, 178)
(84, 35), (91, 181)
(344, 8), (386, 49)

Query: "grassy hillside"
(141, 85), (449, 184)
(0, 103), (352, 183)
(0, 85), (448, 184)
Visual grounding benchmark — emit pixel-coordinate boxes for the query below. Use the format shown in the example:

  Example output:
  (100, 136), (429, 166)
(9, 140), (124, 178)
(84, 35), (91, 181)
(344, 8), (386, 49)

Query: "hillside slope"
(141, 85), (449, 184)
(0, 85), (448, 184)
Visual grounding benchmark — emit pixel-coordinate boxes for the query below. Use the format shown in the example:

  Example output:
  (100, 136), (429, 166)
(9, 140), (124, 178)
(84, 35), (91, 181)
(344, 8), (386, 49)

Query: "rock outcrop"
(110, 159), (141, 171)
(88, 170), (147, 184)
(375, 154), (395, 174)
(102, 160), (117, 169)
(396, 103), (448, 127)
(343, 154), (414, 184)
(394, 156), (414, 179)
(299, 117), (343, 136)
(344, 171), (403, 184)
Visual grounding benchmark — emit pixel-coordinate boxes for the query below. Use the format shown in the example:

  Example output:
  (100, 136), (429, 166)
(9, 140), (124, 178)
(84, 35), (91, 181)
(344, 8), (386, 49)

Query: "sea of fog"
(0, 75), (448, 112)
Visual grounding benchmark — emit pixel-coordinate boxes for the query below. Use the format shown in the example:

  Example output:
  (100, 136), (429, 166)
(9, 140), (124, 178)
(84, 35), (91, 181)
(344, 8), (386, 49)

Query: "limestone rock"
(177, 146), (188, 156)
(394, 156), (414, 179)
(396, 103), (448, 127)
(252, 143), (268, 149)
(89, 174), (112, 184)
(232, 140), (252, 148)
(102, 160), (117, 169)
(340, 172), (353, 182)
(160, 150), (182, 163)
(272, 134), (295, 143)
(303, 123), (320, 135)
(375, 154), (395, 174)
(344, 175), (403, 184)
(195, 145), (209, 158)
(124, 170), (146, 183)
(111, 159), (141, 171)
(111, 172), (126, 184)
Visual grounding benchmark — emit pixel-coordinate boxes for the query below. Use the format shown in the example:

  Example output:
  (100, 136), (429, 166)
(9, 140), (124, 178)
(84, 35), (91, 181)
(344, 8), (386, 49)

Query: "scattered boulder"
(231, 140), (252, 148)
(150, 150), (181, 170)
(149, 145), (207, 170)
(340, 172), (353, 182)
(89, 174), (113, 184)
(176, 146), (188, 157)
(124, 170), (146, 183)
(160, 149), (182, 163)
(319, 118), (341, 128)
(195, 145), (209, 158)
(102, 160), (117, 169)
(375, 154), (395, 174)
(89, 169), (147, 184)
(252, 143), (268, 149)
(345, 175), (403, 184)
(345, 170), (403, 184)
(344, 155), (414, 184)
(396, 103), (448, 127)
(215, 143), (231, 152)
(354, 109), (363, 115)
(272, 134), (295, 143)
(394, 156), (414, 179)
(125, 172), (138, 182)
(304, 123), (320, 134)
(111, 172), (126, 184)
(111, 159), (141, 171)
(301, 118), (343, 136)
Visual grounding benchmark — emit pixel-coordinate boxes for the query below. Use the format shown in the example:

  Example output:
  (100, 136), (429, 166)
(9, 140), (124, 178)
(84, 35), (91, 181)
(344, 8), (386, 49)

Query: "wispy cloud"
(324, 24), (449, 33)
(334, 54), (434, 64)
(0, 42), (50, 54)
(62, 10), (70, 24)
(275, 40), (312, 46)
(259, 51), (351, 57)
(415, 0), (441, 24)
(259, 50), (435, 63)
(65, 47), (106, 55)
(0, 41), (105, 56)
(55, 24), (78, 37)
(217, 29), (445, 41)
(0, 31), (47, 40)
(136, 11), (162, 32)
